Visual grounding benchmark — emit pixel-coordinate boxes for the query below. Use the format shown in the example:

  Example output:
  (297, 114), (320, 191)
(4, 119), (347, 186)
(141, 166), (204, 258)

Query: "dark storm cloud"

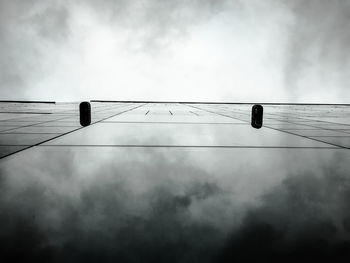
(219, 151), (350, 262)
(1, 146), (350, 262)
(0, 147), (227, 262)
(283, 0), (350, 100)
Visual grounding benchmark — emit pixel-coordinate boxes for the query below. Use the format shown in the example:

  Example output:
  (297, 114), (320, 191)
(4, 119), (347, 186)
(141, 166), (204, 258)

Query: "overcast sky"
(1, 0), (350, 103)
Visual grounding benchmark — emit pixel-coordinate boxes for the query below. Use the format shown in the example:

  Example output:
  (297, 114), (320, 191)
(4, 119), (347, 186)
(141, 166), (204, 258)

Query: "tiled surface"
(1, 102), (350, 158)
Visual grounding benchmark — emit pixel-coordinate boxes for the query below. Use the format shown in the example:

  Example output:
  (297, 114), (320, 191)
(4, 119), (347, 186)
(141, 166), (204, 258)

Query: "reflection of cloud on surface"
(0, 147), (229, 262)
(220, 151), (350, 261)
(1, 147), (350, 261)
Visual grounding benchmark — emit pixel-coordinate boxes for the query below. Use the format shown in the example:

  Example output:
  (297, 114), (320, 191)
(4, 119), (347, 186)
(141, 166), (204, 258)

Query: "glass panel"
(35, 122), (81, 127)
(308, 117), (350, 125)
(0, 145), (27, 158)
(0, 113), (32, 121)
(107, 114), (245, 123)
(0, 146), (349, 261)
(266, 124), (319, 130)
(108, 103), (247, 124)
(0, 126), (19, 132)
(3, 126), (78, 134)
(44, 122), (334, 148)
(308, 137), (350, 148)
(310, 124), (350, 129)
(283, 129), (350, 137)
(0, 121), (41, 126)
(7, 115), (66, 122)
(1, 102), (350, 261)
(0, 133), (60, 145)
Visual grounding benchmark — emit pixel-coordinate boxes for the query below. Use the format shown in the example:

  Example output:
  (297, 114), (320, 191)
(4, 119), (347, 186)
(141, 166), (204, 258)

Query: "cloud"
(0, 0), (71, 98)
(219, 151), (350, 262)
(0, 147), (228, 262)
(1, 145), (350, 262)
(0, 1), (349, 102)
(0, 0), (236, 101)
(283, 0), (350, 102)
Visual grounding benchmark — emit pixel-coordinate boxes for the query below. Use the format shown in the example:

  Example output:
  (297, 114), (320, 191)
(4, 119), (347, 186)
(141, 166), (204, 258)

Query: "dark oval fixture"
(251, 104), (263, 129)
(80, 101), (91, 127)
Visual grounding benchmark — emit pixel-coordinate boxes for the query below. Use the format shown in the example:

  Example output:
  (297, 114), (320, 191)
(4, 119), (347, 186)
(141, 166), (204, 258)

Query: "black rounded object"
(80, 101), (91, 127)
(251, 104), (263, 129)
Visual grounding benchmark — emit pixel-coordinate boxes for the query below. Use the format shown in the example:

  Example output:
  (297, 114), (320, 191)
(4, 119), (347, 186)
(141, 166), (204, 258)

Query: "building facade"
(1, 101), (350, 261)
